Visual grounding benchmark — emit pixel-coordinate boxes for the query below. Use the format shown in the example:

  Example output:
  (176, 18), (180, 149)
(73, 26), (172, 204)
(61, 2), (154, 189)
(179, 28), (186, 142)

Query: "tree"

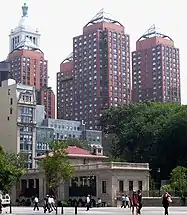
(39, 140), (74, 198)
(169, 166), (187, 194)
(100, 102), (187, 180)
(0, 148), (27, 193)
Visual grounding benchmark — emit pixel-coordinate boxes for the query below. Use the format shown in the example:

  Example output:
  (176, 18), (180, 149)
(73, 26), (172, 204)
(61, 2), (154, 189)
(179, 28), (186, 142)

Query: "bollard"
(61, 204), (64, 214)
(74, 204), (77, 214)
(9, 201), (12, 214)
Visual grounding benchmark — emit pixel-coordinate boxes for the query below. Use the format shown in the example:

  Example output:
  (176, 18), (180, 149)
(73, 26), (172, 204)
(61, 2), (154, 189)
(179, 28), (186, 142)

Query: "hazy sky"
(1, 0), (187, 103)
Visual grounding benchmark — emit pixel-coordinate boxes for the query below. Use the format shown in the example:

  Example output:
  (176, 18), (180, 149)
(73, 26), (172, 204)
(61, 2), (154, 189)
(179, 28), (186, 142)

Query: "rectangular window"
(10, 98), (13, 105)
(10, 108), (13, 115)
(138, 181), (142, 191)
(102, 181), (106, 193)
(129, 181), (133, 191)
(119, 180), (124, 193)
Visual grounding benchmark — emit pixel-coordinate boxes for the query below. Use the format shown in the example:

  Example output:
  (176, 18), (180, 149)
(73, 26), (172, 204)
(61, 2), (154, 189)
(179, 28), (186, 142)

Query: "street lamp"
(157, 168), (161, 193)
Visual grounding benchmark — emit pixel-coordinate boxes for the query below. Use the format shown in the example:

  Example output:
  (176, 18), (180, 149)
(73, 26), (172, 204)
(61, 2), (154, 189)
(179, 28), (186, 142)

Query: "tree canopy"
(39, 140), (74, 198)
(0, 149), (27, 193)
(162, 166), (187, 196)
(100, 102), (187, 180)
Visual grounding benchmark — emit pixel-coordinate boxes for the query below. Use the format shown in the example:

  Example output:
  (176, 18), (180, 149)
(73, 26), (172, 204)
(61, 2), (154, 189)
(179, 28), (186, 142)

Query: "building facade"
(0, 79), (37, 168)
(41, 118), (102, 145)
(0, 60), (10, 86)
(132, 25), (180, 103)
(17, 146), (149, 206)
(36, 126), (54, 156)
(8, 2), (55, 118)
(57, 9), (131, 130)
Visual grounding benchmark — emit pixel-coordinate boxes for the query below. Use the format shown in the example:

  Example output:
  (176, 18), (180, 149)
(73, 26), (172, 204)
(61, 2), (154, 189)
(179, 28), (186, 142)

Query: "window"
(102, 181), (106, 193)
(7, 116), (9, 121)
(129, 181), (133, 191)
(8, 89), (10, 95)
(98, 149), (101, 153)
(10, 108), (13, 115)
(10, 98), (13, 105)
(138, 181), (142, 191)
(119, 180), (124, 193)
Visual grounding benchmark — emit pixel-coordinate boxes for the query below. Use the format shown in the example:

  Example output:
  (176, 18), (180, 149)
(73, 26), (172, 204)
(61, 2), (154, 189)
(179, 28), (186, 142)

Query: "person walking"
(86, 195), (91, 211)
(162, 192), (172, 215)
(136, 190), (142, 215)
(125, 195), (130, 208)
(33, 196), (39, 211)
(131, 191), (137, 215)
(51, 195), (56, 211)
(44, 194), (51, 213)
(121, 194), (126, 208)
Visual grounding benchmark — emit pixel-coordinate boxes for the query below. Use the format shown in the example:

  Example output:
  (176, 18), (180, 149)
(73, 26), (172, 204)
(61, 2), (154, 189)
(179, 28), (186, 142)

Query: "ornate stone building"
(14, 146), (149, 206)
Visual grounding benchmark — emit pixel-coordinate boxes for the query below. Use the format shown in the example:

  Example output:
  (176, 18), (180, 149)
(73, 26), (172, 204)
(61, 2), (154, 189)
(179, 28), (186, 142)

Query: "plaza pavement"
(1, 206), (187, 214)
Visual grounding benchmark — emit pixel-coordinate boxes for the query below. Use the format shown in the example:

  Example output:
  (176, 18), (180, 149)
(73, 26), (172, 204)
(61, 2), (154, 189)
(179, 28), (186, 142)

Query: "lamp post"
(81, 120), (86, 141)
(157, 168), (161, 194)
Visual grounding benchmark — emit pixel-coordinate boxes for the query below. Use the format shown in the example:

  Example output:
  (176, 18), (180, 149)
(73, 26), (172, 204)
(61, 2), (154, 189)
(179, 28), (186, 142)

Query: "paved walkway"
(2, 206), (187, 214)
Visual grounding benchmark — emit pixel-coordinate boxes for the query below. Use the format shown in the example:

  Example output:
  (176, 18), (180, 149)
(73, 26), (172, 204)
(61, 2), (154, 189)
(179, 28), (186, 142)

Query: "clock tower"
(9, 2), (40, 52)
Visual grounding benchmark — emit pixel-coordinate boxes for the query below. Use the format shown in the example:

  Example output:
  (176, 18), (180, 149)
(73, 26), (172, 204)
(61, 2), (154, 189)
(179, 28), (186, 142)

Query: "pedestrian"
(48, 196), (53, 212)
(0, 197), (2, 214)
(136, 190), (142, 215)
(97, 198), (102, 207)
(125, 195), (130, 208)
(33, 196), (39, 211)
(51, 195), (56, 210)
(121, 194), (126, 208)
(86, 195), (91, 211)
(44, 194), (50, 213)
(131, 191), (137, 215)
(162, 192), (172, 215)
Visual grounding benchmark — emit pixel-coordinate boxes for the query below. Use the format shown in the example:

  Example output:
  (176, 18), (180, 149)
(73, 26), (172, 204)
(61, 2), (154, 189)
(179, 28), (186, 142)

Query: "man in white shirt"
(48, 196), (53, 212)
(86, 195), (90, 211)
(51, 196), (56, 210)
(125, 195), (130, 208)
(33, 196), (39, 211)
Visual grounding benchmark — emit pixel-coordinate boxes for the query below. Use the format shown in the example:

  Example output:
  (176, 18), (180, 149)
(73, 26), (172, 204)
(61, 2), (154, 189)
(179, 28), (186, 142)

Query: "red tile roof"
(35, 146), (108, 160)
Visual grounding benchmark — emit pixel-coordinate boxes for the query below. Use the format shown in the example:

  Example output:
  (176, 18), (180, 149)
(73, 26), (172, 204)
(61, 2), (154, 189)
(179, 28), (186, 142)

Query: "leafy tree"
(161, 184), (172, 192)
(0, 149), (27, 193)
(100, 102), (187, 180)
(169, 166), (187, 194)
(39, 140), (74, 198)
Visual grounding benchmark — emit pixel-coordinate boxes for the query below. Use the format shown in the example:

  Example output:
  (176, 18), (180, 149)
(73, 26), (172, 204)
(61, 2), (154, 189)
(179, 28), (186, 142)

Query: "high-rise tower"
(8, 2), (55, 118)
(57, 9), (131, 129)
(132, 25), (180, 103)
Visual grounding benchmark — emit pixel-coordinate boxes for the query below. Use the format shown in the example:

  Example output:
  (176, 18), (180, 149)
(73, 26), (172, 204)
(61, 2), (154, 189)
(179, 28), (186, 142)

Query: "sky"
(1, 0), (187, 103)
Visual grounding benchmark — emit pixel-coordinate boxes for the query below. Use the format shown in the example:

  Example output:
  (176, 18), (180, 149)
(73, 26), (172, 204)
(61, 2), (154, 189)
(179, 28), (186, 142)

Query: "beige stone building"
(0, 79), (37, 168)
(17, 145), (149, 206)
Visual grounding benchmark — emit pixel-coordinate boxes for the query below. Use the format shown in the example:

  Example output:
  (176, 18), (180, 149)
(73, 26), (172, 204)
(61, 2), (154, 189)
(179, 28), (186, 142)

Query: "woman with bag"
(136, 190), (142, 215)
(162, 192), (172, 215)
(131, 191), (138, 215)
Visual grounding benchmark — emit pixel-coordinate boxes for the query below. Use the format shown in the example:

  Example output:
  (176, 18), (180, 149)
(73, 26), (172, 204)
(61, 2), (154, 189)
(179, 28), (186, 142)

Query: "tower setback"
(132, 25), (180, 103)
(57, 9), (131, 129)
(8, 2), (55, 118)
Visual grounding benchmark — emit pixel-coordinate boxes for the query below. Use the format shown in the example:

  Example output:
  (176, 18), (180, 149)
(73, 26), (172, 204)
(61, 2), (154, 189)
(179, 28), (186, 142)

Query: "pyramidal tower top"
(9, 2), (41, 53)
